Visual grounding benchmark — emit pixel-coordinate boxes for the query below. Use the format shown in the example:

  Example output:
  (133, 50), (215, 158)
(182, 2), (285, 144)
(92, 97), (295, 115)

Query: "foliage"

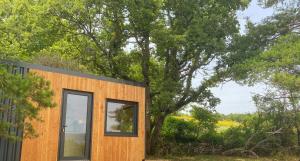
(253, 91), (298, 147)
(37, 0), (250, 153)
(161, 116), (198, 143)
(191, 106), (218, 133)
(230, 29), (300, 149)
(159, 102), (300, 156)
(161, 106), (223, 145)
(31, 53), (87, 72)
(219, 113), (253, 123)
(220, 0), (300, 152)
(0, 0), (82, 69)
(1, 0), (248, 152)
(0, 0), (66, 60)
(0, 65), (55, 140)
(222, 126), (250, 150)
(221, 0), (300, 84)
(1, 0), (299, 157)
(0, 0), (106, 141)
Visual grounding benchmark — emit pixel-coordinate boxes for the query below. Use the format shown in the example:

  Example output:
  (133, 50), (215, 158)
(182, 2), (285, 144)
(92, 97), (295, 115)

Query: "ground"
(147, 155), (300, 161)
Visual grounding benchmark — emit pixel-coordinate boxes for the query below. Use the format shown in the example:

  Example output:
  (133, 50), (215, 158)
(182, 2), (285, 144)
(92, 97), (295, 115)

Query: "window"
(105, 99), (138, 136)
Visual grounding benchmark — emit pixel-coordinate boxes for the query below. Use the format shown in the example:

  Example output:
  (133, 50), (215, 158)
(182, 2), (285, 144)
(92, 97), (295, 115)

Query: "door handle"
(62, 125), (67, 133)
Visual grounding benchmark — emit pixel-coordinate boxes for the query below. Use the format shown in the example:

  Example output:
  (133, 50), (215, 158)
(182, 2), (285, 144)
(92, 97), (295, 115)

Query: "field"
(147, 155), (300, 161)
(216, 119), (241, 132)
(174, 115), (241, 132)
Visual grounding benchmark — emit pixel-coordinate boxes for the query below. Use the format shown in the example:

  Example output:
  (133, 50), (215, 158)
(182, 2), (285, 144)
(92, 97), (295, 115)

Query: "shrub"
(161, 116), (198, 143)
(199, 131), (224, 146)
(222, 126), (249, 150)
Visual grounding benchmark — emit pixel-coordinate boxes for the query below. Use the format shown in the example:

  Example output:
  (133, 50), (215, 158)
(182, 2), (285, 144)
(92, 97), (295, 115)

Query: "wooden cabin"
(0, 61), (145, 161)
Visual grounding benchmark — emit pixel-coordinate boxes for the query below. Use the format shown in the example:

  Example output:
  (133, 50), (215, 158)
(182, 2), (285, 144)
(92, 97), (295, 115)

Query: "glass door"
(59, 90), (93, 160)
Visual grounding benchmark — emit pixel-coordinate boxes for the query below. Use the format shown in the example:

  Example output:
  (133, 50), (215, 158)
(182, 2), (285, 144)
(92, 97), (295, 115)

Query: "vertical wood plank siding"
(0, 65), (28, 161)
(20, 69), (145, 161)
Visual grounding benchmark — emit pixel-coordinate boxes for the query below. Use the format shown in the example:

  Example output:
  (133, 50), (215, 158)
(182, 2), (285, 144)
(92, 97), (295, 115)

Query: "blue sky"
(211, 0), (274, 114)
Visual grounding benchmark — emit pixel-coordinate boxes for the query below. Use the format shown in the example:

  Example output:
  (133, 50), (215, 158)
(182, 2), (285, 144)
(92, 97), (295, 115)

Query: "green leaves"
(223, 1), (300, 148)
(272, 72), (300, 91)
(0, 0), (72, 61)
(0, 0), (249, 149)
(0, 66), (55, 140)
(232, 34), (300, 86)
(225, 1), (300, 83)
(191, 105), (218, 132)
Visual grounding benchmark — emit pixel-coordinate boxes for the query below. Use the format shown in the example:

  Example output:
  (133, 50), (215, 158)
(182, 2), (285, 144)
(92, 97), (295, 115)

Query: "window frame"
(104, 98), (138, 137)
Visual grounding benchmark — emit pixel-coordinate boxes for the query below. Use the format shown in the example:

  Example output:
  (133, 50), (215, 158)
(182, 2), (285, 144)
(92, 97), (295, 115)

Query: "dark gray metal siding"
(0, 65), (28, 161)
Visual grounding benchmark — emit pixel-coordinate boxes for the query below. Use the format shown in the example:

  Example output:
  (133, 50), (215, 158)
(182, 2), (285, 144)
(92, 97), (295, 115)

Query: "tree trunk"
(297, 128), (300, 146)
(149, 114), (166, 154)
(145, 86), (151, 155)
(140, 34), (151, 155)
(289, 91), (300, 146)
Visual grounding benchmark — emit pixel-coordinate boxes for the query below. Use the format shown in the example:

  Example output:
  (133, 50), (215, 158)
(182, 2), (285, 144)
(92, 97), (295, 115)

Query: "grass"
(147, 155), (300, 161)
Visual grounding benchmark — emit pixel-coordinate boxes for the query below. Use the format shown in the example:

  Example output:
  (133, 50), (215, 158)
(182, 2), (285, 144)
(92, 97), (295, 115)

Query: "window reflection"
(105, 100), (137, 135)
(64, 94), (88, 157)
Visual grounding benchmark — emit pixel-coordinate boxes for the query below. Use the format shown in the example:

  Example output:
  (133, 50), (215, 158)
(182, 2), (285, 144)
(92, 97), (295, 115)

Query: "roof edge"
(0, 59), (145, 87)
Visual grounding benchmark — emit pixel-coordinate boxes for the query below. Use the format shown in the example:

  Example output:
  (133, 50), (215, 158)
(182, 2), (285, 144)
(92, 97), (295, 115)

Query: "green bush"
(158, 109), (300, 156)
(161, 116), (198, 143)
(199, 131), (224, 146)
(222, 126), (249, 150)
(159, 115), (224, 155)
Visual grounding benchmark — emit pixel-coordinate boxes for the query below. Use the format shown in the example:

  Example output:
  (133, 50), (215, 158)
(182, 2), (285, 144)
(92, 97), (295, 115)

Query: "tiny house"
(0, 61), (145, 161)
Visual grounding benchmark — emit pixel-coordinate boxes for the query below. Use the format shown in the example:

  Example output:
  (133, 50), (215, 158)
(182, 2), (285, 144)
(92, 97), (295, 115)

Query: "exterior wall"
(20, 69), (145, 161)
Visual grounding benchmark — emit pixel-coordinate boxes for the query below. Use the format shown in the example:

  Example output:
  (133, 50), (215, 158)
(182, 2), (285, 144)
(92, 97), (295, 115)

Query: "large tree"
(0, 0), (249, 153)
(47, 0), (248, 153)
(221, 0), (300, 146)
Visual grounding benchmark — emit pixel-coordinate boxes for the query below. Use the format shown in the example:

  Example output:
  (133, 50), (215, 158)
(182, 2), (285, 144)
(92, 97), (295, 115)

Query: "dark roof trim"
(0, 60), (145, 87)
